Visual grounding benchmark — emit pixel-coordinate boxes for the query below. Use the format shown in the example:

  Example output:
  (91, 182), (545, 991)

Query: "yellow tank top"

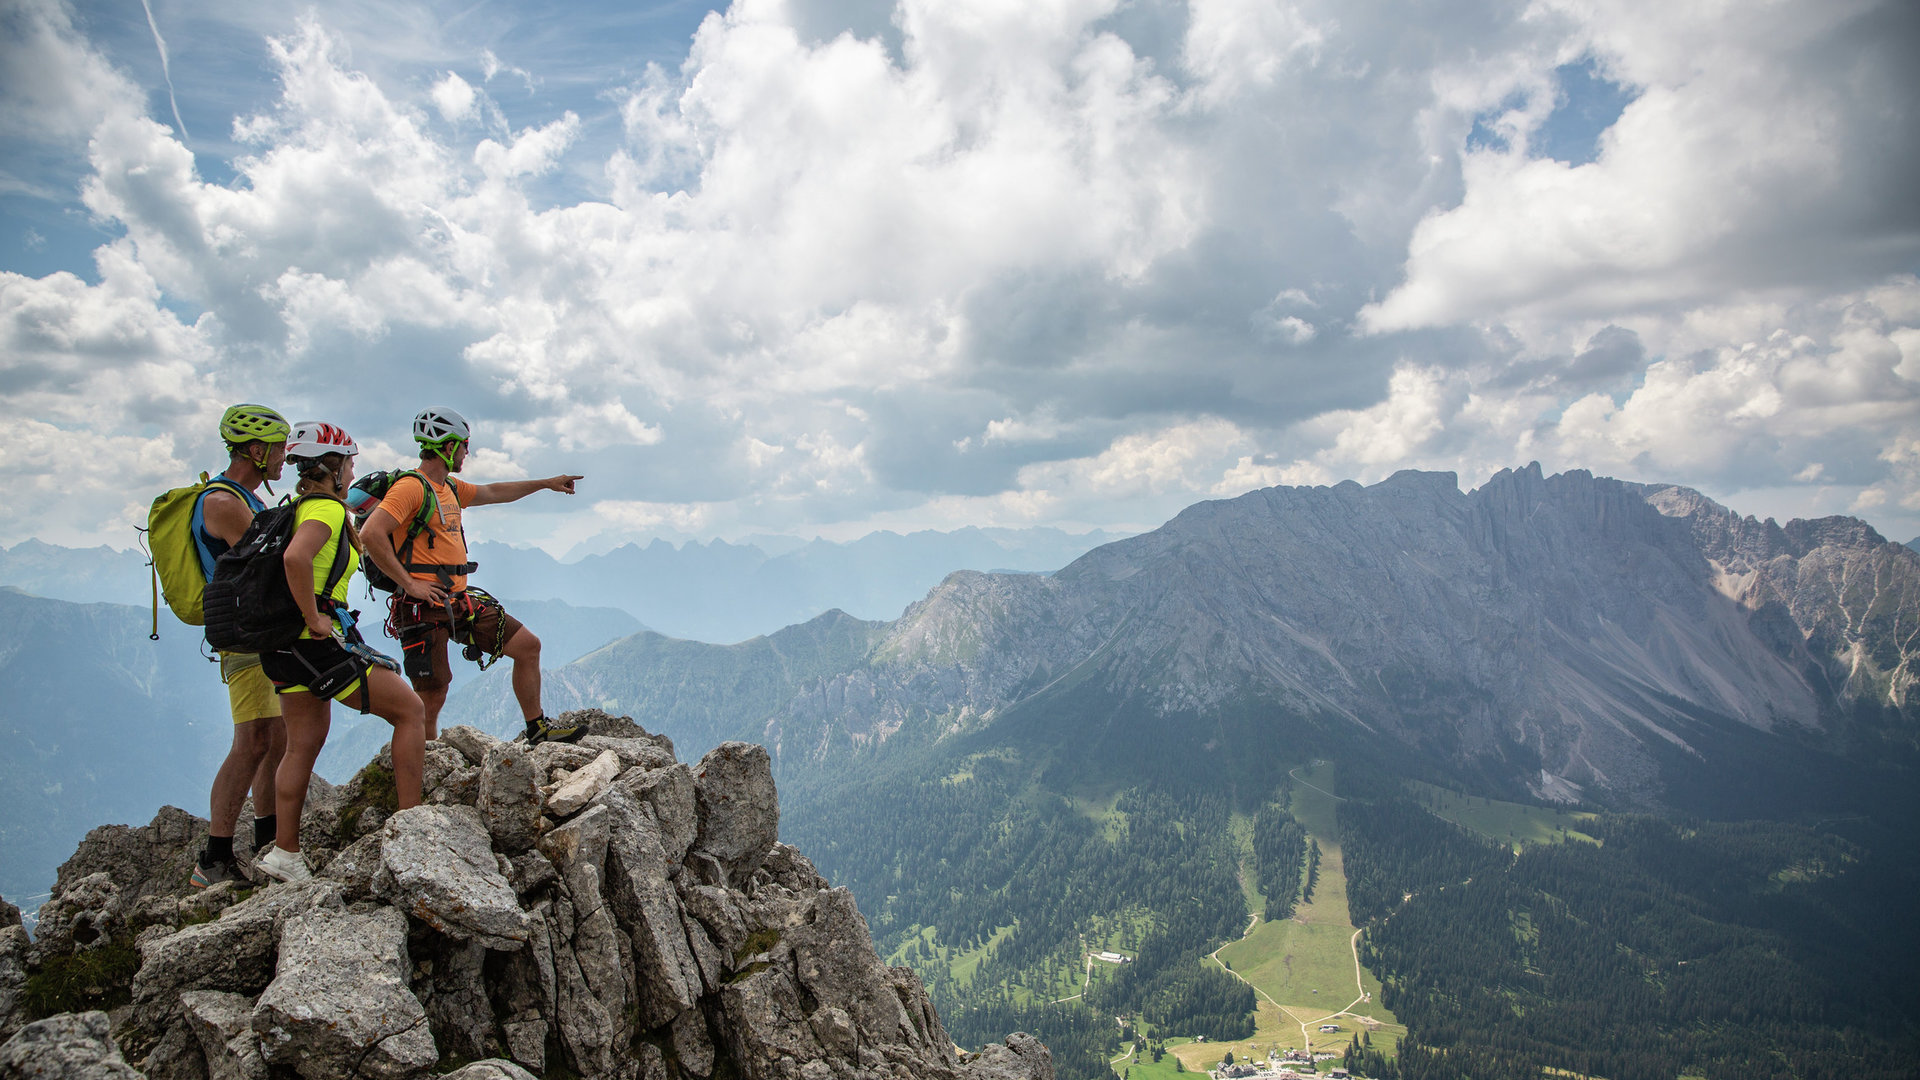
(296, 497), (359, 637)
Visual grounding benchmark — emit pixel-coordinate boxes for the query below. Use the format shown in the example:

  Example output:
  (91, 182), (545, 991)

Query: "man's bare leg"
(210, 716), (277, 842)
(505, 627), (543, 721)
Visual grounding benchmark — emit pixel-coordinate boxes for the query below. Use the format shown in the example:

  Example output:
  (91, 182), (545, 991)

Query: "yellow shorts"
(219, 651), (283, 724)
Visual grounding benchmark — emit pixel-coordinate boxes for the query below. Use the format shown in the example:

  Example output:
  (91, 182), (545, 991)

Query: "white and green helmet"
(413, 407), (470, 447)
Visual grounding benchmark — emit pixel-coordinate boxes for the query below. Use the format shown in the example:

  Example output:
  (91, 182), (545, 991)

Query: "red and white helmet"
(286, 421), (360, 460)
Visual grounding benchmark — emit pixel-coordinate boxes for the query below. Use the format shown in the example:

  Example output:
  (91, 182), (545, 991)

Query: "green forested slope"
(1338, 777), (1920, 1080)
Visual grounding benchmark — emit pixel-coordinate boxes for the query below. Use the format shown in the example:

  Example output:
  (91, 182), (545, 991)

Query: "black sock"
(203, 835), (235, 866)
(253, 815), (277, 850)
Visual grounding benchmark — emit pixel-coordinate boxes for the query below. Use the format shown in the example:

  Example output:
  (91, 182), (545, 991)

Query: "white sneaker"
(255, 845), (312, 883)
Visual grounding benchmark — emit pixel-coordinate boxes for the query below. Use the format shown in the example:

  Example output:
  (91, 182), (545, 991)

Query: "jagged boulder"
(46, 808), (204, 912)
(961, 1033), (1056, 1080)
(439, 725), (504, 767)
(477, 743), (543, 855)
(374, 806), (529, 949)
(600, 786), (704, 1029)
(252, 906), (436, 1080)
(0, 1011), (143, 1080)
(178, 991), (266, 1080)
(545, 750), (622, 818)
(620, 762), (697, 863)
(580, 735), (676, 772)
(691, 742), (778, 887)
(131, 881), (346, 1017)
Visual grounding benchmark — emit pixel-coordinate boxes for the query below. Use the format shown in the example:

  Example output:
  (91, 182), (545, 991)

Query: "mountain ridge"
(489, 464), (1919, 809)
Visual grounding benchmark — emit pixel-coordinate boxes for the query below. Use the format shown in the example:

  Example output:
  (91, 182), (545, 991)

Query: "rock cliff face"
(0, 711), (1050, 1080)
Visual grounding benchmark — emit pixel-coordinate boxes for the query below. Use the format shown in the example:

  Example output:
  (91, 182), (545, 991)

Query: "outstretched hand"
(546, 474), (584, 494)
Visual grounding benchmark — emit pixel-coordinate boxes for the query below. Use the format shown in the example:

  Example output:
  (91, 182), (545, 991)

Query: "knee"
(233, 721), (272, 759)
(386, 690), (426, 728)
(510, 628), (541, 662)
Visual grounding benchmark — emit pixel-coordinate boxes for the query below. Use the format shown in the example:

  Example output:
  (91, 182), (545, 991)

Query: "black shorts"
(260, 636), (373, 711)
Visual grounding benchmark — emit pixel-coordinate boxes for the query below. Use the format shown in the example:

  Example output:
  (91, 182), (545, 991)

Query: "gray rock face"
(178, 991), (267, 1080)
(131, 881), (346, 1016)
(0, 923), (27, 1043)
(439, 725), (503, 766)
(960, 1032), (1054, 1080)
(545, 750), (622, 818)
(31, 872), (123, 962)
(691, 743), (778, 886)
(0, 1012), (144, 1080)
(417, 936), (492, 1062)
(375, 805), (529, 949)
(599, 788), (703, 1029)
(477, 743), (543, 855)
(251, 906), (436, 1080)
(537, 805), (633, 1078)
(317, 831), (384, 900)
(438, 1063), (537, 1080)
(45, 807), (205, 915)
(620, 764), (697, 864)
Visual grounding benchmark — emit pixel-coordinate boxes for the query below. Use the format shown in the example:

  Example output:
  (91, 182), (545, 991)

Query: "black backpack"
(202, 495), (352, 653)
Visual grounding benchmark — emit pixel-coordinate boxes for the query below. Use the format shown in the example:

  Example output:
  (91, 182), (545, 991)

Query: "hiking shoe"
(255, 845), (312, 884)
(190, 857), (248, 889)
(525, 714), (585, 746)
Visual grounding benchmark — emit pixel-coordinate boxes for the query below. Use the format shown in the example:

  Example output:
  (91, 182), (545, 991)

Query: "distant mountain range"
(465, 525), (1122, 642)
(2, 525), (1121, 645)
(458, 465), (1919, 812)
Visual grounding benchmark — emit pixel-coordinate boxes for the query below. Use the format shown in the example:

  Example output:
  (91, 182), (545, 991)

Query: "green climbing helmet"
(219, 403), (290, 447)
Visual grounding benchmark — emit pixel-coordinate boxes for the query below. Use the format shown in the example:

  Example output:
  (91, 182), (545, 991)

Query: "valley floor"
(1198, 763), (1405, 1072)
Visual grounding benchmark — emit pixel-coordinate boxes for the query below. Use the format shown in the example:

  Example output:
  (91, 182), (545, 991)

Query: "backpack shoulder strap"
(187, 472), (227, 578)
(294, 494), (355, 601)
(392, 471), (440, 555)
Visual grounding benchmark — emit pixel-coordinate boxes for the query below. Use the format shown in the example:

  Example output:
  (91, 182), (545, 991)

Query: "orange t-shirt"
(377, 473), (478, 589)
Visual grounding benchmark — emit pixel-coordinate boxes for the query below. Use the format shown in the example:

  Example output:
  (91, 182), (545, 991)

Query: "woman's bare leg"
(366, 666), (426, 810)
(274, 693), (330, 853)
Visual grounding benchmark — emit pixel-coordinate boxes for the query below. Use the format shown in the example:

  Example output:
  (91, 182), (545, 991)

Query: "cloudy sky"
(2, 0), (1917, 554)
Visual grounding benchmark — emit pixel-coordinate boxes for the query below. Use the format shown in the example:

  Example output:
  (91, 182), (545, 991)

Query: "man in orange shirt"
(360, 407), (587, 745)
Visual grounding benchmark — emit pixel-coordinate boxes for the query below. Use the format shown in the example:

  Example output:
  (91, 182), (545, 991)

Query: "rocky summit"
(0, 710), (1051, 1080)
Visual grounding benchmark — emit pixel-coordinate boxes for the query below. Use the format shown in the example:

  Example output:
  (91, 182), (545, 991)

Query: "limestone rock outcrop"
(6, 709), (1050, 1080)
(0, 1011), (143, 1080)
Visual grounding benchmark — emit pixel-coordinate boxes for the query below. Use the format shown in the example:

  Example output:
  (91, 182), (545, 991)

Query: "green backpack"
(139, 473), (254, 639)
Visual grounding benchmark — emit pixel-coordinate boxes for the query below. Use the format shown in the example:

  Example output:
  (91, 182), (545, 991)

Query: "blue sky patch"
(1535, 57), (1636, 166)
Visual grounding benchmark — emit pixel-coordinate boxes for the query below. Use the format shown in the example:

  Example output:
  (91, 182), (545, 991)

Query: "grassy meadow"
(1208, 762), (1403, 1066)
(1407, 781), (1600, 850)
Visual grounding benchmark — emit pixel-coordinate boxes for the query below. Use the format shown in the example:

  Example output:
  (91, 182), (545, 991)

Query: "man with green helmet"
(363, 407), (587, 746)
(193, 403), (291, 888)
